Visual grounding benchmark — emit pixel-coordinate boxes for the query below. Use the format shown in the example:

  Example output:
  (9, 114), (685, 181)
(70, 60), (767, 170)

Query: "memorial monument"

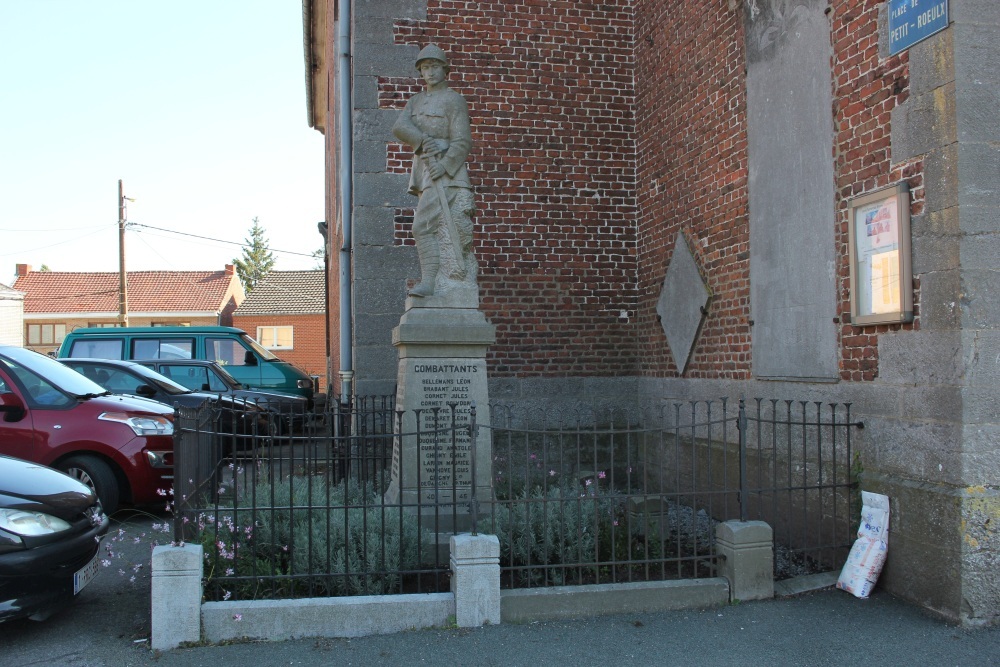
(384, 45), (495, 531)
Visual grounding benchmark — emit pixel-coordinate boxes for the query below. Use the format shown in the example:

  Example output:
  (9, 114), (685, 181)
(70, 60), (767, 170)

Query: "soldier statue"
(392, 44), (476, 298)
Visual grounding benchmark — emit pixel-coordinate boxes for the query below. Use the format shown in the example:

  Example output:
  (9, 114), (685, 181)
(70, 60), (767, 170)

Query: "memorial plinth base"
(385, 293), (495, 534)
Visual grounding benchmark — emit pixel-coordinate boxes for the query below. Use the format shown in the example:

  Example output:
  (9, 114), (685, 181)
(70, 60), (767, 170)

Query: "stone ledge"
(774, 571), (840, 597)
(202, 593), (454, 643)
(500, 579), (729, 623)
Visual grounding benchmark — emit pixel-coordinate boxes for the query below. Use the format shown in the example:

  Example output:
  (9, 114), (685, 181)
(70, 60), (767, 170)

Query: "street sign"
(888, 0), (949, 56)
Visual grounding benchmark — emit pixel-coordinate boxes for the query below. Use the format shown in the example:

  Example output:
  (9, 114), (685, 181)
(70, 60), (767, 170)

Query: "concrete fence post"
(450, 533), (500, 626)
(151, 543), (204, 650)
(715, 520), (774, 602)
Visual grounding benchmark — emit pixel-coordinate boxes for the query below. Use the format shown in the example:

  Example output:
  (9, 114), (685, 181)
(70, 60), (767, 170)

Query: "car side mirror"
(0, 392), (26, 422)
(244, 351), (258, 367)
(135, 384), (157, 399)
(201, 383), (211, 392)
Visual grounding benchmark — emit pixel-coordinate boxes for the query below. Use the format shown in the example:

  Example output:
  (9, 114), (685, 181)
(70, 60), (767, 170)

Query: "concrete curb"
(202, 593), (455, 643)
(500, 579), (730, 623)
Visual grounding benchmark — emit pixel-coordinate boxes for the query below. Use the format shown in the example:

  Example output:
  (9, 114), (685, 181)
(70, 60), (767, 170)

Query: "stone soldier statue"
(393, 44), (476, 298)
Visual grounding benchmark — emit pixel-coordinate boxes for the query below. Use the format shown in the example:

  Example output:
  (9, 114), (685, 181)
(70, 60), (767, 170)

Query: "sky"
(0, 1), (326, 284)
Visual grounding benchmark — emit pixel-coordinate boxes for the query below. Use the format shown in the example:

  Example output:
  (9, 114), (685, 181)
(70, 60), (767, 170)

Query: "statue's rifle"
(425, 154), (465, 273)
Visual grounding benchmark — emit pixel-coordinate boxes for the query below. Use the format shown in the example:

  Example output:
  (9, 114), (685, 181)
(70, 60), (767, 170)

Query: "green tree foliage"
(232, 217), (275, 293)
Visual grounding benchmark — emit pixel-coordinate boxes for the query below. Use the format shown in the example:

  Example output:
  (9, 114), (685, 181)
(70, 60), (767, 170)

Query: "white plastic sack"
(836, 491), (890, 599)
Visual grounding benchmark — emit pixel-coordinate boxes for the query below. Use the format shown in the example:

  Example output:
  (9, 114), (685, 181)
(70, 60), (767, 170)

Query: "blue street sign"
(888, 0), (949, 56)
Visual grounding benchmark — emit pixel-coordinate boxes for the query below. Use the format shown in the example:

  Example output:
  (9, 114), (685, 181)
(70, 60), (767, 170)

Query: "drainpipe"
(337, 0), (354, 404)
(317, 221), (331, 394)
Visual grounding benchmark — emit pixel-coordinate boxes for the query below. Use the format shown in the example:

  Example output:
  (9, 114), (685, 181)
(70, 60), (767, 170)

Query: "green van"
(57, 326), (319, 404)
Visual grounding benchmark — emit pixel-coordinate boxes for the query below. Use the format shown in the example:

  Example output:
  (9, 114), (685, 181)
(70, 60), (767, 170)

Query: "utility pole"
(118, 179), (129, 327)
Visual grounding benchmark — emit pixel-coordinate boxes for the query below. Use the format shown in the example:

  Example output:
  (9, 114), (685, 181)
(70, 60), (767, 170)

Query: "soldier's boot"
(408, 239), (439, 297)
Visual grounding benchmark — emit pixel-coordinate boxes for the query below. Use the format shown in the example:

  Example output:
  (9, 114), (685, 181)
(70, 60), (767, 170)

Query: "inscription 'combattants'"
(413, 363), (479, 373)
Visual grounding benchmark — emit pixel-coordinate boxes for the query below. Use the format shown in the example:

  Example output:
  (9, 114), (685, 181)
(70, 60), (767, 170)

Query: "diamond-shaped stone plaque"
(656, 232), (710, 373)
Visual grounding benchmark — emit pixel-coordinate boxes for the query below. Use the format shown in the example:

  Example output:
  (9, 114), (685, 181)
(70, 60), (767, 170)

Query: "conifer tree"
(233, 217), (275, 293)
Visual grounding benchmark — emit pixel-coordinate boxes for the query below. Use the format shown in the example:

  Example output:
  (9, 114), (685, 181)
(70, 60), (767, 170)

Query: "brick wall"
(632, 0), (920, 382)
(830, 0), (921, 381)
(382, 0), (640, 377)
(633, 0), (751, 379)
(232, 314), (328, 388)
(332, 0), (926, 387)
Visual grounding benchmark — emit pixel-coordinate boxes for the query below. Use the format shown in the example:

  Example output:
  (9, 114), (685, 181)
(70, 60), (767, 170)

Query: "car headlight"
(99, 412), (174, 437)
(0, 508), (72, 537)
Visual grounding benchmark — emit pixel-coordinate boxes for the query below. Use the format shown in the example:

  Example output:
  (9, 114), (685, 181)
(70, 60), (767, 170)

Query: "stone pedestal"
(151, 543), (203, 650)
(450, 533), (501, 626)
(716, 520), (774, 602)
(385, 286), (495, 532)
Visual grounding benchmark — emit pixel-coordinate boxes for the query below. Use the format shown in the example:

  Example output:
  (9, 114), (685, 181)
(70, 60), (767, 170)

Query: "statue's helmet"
(415, 44), (449, 72)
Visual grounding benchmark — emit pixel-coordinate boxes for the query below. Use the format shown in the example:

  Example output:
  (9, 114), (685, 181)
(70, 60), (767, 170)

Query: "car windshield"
(137, 370), (192, 394)
(67, 361), (193, 396)
(0, 346), (106, 399)
(209, 364), (243, 388)
(240, 334), (279, 361)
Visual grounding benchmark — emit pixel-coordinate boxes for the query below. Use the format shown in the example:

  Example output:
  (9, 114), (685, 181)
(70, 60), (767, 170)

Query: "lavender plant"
(199, 473), (422, 600)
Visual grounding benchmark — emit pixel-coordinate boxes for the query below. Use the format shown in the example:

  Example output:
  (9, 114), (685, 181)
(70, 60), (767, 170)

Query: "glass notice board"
(848, 183), (913, 326)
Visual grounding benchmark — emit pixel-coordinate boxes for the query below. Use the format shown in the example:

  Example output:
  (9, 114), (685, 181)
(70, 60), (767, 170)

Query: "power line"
(0, 224), (110, 232)
(0, 223), (118, 258)
(131, 228), (325, 304)
(130, 222), (315, 257)
(131, 231), (262, 303)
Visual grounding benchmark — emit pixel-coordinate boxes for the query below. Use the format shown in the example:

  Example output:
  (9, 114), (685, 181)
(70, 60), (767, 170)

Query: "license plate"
(73, 551), (100, 595)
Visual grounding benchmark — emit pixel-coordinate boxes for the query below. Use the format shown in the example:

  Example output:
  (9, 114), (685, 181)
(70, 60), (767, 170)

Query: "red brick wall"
(633, 0), (751, 379)
(337, 0), (925, 385)
(383, 0), (640, 377)
(232, 314), (328, 389)
(632, 0), (920, 382)
(831, 0), (921, 381)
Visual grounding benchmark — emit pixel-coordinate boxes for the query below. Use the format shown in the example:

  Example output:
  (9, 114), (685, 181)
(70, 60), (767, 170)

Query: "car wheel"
(59, 456), (120, 515)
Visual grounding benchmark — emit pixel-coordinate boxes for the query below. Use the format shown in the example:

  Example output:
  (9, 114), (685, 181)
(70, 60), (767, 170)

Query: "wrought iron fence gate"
(171, 396), (861, 601)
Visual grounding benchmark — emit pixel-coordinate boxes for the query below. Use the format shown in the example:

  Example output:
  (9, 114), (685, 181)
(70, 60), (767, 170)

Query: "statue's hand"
(422, 137), (450, 157)
(427, 159), (446, 180)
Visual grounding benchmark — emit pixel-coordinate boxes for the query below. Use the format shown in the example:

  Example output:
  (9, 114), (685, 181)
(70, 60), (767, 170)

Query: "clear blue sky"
(0, 1), (325, 282)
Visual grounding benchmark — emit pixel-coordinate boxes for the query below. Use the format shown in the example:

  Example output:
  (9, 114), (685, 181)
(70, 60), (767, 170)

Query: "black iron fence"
(172, 396), (861, 601)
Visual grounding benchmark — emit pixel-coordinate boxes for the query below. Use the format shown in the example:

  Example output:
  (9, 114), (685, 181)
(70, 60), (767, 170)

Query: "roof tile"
(13, 269), (241, 314)
(234, 271), (325, 315)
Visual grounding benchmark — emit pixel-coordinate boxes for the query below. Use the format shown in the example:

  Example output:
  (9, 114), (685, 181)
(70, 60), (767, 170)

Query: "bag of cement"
(836, 491), (889, 599)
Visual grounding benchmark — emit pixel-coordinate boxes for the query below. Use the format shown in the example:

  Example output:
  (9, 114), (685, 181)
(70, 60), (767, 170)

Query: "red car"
(0, 346), (174, 515)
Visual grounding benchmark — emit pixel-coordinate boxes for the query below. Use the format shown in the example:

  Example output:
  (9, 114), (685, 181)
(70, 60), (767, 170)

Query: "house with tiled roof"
(232, 270), (327, 390)
(12, 263), (244, 355)
(0, 282), (25, 347)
